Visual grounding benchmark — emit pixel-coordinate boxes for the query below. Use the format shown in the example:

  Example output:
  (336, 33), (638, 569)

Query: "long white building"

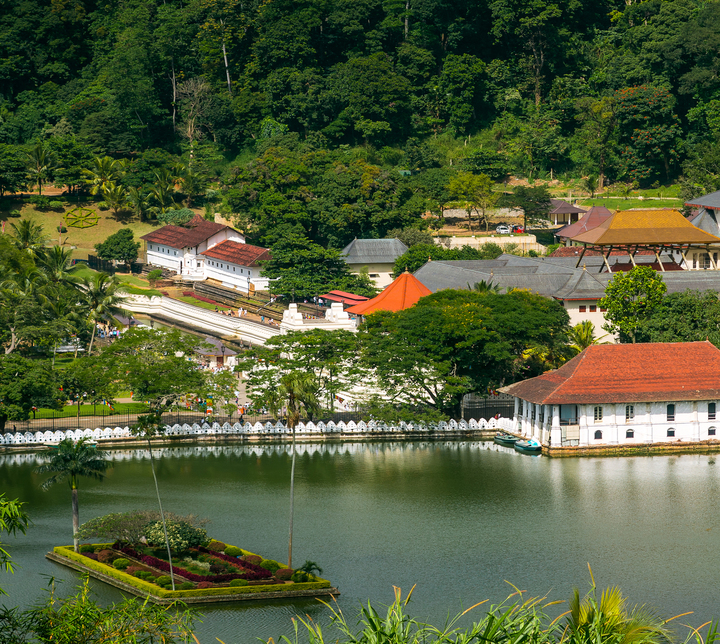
(500, 341), (720, 448)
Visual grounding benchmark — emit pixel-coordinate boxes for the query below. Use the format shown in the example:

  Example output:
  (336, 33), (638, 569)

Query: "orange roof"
(570, 209), (720, 246)
(346, 272), (431, 315)
(501, 341), (720, 404)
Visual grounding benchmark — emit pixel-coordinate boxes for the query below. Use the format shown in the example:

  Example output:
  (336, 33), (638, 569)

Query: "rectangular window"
(710, 403), (716, 421)
(600, 307), (607, 312)
(589, 305), (597, 312)
(625, 405), (634, 422)
(579, 305), (587, 313)
(667, 404), (675, 422)
(594, 406), (603, 422)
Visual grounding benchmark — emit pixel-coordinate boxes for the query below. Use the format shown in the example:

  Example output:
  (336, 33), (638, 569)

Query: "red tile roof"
(346, 272), (431, 315)
(501, 341), (720, 404)
(200, 240), (270, 266)
(555, 206), (612, 239)
(320, 290), (370, 305)
(141, 214), (229, 249)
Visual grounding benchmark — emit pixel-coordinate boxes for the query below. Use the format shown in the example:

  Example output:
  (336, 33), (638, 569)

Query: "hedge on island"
(53, 545), (331, 599)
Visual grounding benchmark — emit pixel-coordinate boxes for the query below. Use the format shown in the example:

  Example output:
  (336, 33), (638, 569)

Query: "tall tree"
(78, 273), (127, 353)
(24, 143), (56, 196)
(35, 438), (111, 552)
(0, 495), (29, 595)
(507, 185), (552, 232)
(0, 355), (60, 431)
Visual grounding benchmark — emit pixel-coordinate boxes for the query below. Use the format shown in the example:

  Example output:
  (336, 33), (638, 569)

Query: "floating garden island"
(47, 538), (338, 605)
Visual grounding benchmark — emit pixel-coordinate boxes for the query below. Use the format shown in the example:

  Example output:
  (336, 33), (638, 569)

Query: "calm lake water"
(1, 441), (719, 643)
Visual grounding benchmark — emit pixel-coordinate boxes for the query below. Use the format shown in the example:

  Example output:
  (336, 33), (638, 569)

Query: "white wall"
(561, 300), (614, 342)
(347, 262), (395, 288)
(146, 245), (182, 272)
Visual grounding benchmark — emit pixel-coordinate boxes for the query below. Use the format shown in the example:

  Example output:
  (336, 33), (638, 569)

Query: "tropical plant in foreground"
(568, 320), (609, 355)
(35, 438), (110, 552)
(79, 272), (127, 353)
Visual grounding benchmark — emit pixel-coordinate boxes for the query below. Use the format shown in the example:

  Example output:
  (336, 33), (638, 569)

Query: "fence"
(87, 256), (143, 275)
(462, 394), (515, 420)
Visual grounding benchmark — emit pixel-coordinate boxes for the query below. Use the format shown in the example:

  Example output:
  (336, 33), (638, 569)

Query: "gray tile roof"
(341, 238), (409, 264)
(686, 190), (720, 210)
(689, 209), (720, 236)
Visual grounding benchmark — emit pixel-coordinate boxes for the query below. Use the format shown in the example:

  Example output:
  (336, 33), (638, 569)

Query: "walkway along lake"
(2, 441), (720, 642)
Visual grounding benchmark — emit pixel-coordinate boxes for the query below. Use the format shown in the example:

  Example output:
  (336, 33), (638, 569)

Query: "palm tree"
(82, 156), (124, 196)
(35, 438), (110, 552)
(126, 186), (153, 221)
(564, 568), (671, 644)
(101, 181), (129, 217)
(568, 321), (609, 356)
(583, 175), (599, 199)
(131, 412), (176, 590)
(10, 219), (49, 257)
(266, 372), (321, 569)
(470, 280), (501, 294)
(38, 245), (78, 287)
(25, 144), (56, 196)
(79, 272), (127, 353)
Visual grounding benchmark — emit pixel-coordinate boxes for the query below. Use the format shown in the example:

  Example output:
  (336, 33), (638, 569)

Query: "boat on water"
(493, 432), (519, 447)
(514, 438), (542, 455)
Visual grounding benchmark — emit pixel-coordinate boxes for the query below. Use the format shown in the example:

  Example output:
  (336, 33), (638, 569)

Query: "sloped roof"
(200, 240), (270, 266)
(686, 189), (720, 210)
(346, 272), (431, 314)
(689, 209), (720, 236)
(556, 206), (613, 239)
(552, 269), (607, 300)
(501, 341), (720, 404)
(551, 199), (587, 215)
(341, 238), (409, 264)
(141, 214), (229, 250)
(570, 209), (720, 246)
(320, 290), (369, 305)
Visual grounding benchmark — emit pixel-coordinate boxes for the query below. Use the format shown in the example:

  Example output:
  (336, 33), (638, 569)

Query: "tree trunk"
(72, 486), (80, 552)
(288, 422), (296, 569)
(88, 323), (97, 354)
(404, 0), (409, 39)
(222, 39), (232, 95)
(148, 438), (176, 590)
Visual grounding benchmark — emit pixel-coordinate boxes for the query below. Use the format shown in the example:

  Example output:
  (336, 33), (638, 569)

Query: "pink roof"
(556, 206), (613, 239)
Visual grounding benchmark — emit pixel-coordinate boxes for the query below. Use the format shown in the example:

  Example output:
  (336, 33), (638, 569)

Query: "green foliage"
(155, 575), (173, 586)
(157, 208), (195, 226)
(112, 558), (130, 570)
(636, 290), (720, 346)
(385, 227), (434, 248)
(0, 355), (59, 432)
(259, 559), (281, 573)
(224, 545), (242, 557)
(77, 510), (208, 546)
(94, 228), (140, 265)
(207, 540), (226, 552)
(147, 269), (163, 281)
(229, 578), (249, 587)
(393, 243), (503, 276)
(599, 267), (667, 343)
(144, 520), (208, 554)
(505, 186), (552, 231)
(0, 495), (29, 595)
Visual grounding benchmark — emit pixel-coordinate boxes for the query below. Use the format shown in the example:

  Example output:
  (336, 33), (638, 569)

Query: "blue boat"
(493, 432), (519, 447)
(514, 438), (542, 455)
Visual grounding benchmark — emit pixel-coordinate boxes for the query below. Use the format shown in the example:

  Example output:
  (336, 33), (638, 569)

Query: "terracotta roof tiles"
(141, 215), (229, 249)
(200, 240), (270, 266)
(501, 341), (720, 404)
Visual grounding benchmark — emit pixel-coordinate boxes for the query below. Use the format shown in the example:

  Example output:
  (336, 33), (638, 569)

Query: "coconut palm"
(37, 245), (79, 288)
(79, 272), (127, 353)
(10, 218), (49, 257)
(470, 279), (502, 294)
(563, 568), (671, 644)
(126, 186), (153, 221)
(583, 174), (599, 199)
(265, 372), (321, 569)
(131, 412), (176, 590)
(35, 438), (110, 552)
(100, 181), (129, 217)
(24, 143), (56, 196)
(568, 321), (609, 356)
(82, 156), (124, 196)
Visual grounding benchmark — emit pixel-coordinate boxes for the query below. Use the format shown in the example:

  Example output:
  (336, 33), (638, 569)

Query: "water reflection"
(1, 441), (719, 643)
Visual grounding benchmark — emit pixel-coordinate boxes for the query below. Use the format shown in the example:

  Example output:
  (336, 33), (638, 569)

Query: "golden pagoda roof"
(570, 208), (720, 246)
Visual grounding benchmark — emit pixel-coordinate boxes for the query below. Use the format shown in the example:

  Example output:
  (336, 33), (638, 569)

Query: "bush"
(144, 520), (208, 554)
(57, 225), (67, 233)
(49, 200), (64, 210)
(97, 201), (109, 211)
(147, 269), (163, 281)
(209, 564), (226, 574)
(155, 575), (172, 586)
(112, 558), (130, 570)
(9, 209), (21, 218)
(243, 555), (262, 565)
(229, 579), (248, 587)
(79, 544), (95, 553)
(84, 553), (99, 561)
(97, 549), (116, 564)
(275, 568), (293, 581)
(125, 565), (143, 575)
(259, 559), (281, 573)
(179, 582), (194, 590)
(291, 570), (311, 583)
(196, 581), (214, 589)
(28, 195), (51, 210)
(207, 540), (226, 552)
(224, 546), (242, 557)
(528, 249), (539, 257)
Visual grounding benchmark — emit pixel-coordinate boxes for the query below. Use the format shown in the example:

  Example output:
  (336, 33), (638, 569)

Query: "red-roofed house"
(500, 341), (720, 448)
(200, 240), (271, 294)
(141, 214), (246, 278)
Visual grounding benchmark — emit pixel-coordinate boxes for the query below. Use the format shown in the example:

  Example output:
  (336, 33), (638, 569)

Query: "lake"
(1, 440), (719, 643)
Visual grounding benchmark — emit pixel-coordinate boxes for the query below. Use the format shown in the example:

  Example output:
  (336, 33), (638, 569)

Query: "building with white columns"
(500, 341), (720, 447)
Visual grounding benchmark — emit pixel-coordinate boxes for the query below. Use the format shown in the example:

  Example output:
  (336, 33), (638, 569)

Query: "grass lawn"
(175, 295), (232, 311)
(576, 198), (684, 210)
(35, 402), (150, 418)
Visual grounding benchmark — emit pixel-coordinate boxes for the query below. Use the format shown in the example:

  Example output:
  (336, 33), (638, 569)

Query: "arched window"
(594, 430), (603, 440)
(709, 427), (717, 436)
(667, 404), (675, 422)
(626, 429), (634, 439)
(667, 428), (675, 437)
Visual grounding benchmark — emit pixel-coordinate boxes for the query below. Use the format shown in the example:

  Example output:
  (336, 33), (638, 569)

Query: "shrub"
(259, 559), (281, 573)
(528, 249), (539, 257)
(229, 579), (248, 587)
(79, 544), (95, 553)
(196, 581), (214, 589)
(207, 540), (226, 552)
(134, 571), (153, 580)
(97, 201), (109, 211)
(9, 210), (21, 218)
(97, 549), (116, 564)
(28, 195), (51, 210)
(125, 565), (143, 575)
(49, 200), (64, 210)
(209, 564), (226, 574)
(56, 225), (68, 233)
(275, 568), (293, 581)
(291, 571), (315, 583)
(144, 520), (208, 554)
(224, 546), (242, 557)
(78, 511), (209, 547)
(112, 558), (130, 570)
(243, 555), (262, 565)
(84, 553), (99, 561)
(179, 582), (194, 590)
(148, 269), (163, 281)
(155, 575), (172, 586)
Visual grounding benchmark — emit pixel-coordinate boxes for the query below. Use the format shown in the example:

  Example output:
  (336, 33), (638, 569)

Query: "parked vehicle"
(512, 225), (524, 233)
(495, 224), (511, 234)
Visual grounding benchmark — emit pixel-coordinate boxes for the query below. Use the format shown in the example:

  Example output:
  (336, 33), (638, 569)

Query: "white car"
(495, 225), (511, 234)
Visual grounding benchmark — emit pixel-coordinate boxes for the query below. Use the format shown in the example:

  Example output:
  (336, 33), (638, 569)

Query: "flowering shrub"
(144, 521), (208, 554)
(275, 569), (293, 580)
(97, 549), (116, 564)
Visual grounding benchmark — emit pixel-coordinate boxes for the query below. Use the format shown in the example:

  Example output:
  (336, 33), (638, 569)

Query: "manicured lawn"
(34, 402), (150, 418)
(175, 295), (232, 311)
(577, 198), (684, 210)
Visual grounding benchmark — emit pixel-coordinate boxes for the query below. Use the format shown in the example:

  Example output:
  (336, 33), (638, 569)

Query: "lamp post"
(150, 319), (155, 330)
(220, 344), (225, 368)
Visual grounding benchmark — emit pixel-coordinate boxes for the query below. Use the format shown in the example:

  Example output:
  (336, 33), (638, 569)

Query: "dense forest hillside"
(1, 0), (720, 246)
